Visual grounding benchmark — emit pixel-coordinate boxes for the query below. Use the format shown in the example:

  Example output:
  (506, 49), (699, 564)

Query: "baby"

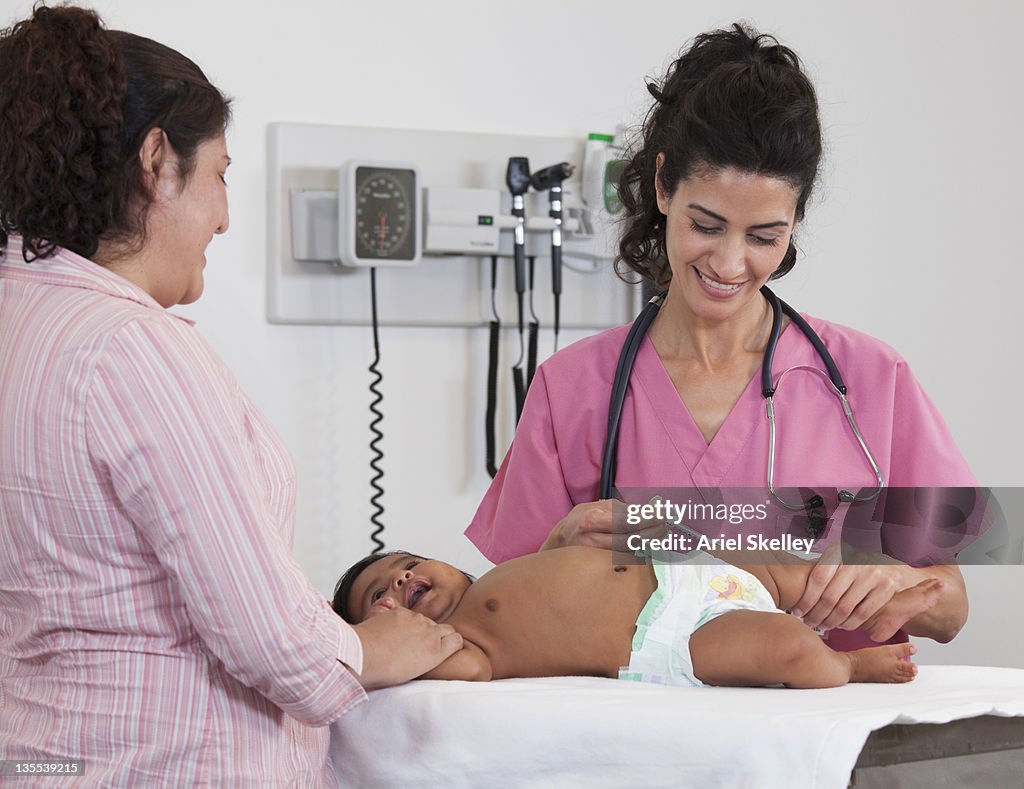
(333, 546), (945, 688)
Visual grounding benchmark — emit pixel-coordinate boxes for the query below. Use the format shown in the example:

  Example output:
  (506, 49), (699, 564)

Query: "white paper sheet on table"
(329, 665), (1024, 788)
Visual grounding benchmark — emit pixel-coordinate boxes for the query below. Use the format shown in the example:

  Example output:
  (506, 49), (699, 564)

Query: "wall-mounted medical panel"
(267, 122), (639, 328)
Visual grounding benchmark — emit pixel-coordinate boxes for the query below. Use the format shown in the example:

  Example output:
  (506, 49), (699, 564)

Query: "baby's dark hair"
(617, 21), (822, 289)
(331, 550), (475, 624)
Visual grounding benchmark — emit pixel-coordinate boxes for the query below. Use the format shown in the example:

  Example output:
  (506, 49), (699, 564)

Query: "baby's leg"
(689, 610), (918, 688)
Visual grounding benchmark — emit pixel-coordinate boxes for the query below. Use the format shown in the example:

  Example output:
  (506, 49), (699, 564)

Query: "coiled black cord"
(368, 267), (385, 553)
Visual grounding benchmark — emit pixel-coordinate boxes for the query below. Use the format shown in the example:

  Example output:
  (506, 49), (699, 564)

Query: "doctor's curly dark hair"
(0, 3), (231, 262)
(616, 22), (822, 289)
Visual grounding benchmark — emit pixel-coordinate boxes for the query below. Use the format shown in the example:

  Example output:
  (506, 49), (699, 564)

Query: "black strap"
(485, 257), (501, 478)
(527, 321), (539, 391)
(485, 320), (500, 478)
(551, 244), (562, 353)
(513, 367), (526, 424)
(511, 253), (528, 423)
(526, 256), (539, 390)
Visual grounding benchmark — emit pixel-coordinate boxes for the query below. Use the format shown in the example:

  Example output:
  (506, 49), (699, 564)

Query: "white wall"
(4, 0), (1020, 667)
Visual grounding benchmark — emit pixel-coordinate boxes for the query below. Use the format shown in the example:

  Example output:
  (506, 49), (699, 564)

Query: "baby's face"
(348, 553), (472, 624)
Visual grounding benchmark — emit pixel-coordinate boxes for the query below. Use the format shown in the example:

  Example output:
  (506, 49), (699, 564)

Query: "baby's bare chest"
(448, 552), (657, 675)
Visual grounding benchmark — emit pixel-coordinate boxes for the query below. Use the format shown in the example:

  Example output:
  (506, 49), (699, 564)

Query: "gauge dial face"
(354, 167), (416, 261)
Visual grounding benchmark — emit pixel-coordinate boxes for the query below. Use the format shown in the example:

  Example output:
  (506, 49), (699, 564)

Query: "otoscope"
(506, 157), (531, 422)
(529, 161), (575, 351)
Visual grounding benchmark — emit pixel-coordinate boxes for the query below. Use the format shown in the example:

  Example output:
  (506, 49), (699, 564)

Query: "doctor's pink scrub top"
(0, 238), (365, 786)
(466, 319), (977, 651)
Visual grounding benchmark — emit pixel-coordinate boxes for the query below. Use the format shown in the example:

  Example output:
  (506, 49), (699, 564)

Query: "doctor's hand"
(541, 500), (615, 551)
(794, 542), (968, 642)
(540, 499), (668, 553)
(791, 542), (904, 633)
(350, 607), (462, 690)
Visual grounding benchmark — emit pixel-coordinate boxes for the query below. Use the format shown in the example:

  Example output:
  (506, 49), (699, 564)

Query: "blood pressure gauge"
(338, 161), (421, 267)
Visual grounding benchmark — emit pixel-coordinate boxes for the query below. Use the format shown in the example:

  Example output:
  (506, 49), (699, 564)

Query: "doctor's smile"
(693, 267), (745, 294)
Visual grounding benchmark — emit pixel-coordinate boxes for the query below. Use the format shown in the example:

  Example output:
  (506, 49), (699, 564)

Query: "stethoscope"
(599, 285), (885, 521)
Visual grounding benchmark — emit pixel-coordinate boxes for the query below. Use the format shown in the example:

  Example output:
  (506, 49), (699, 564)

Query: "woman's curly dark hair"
(616, 22), (822, 289)
(0, 3), (231, 262)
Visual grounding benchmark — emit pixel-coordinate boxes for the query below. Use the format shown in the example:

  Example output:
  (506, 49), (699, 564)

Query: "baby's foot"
(846, 642), (918, 683)
(862, 579), (945, 642)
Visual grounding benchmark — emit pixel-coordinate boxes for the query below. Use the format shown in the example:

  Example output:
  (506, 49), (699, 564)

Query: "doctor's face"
(348, 553), (472, 624)
(656, 161), (799, 323)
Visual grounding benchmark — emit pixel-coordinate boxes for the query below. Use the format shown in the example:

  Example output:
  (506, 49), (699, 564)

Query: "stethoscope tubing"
(599, 285), (884, 510)
(601, 292), (663, 500)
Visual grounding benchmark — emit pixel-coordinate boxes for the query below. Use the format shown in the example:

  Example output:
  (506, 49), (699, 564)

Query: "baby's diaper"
(619, 552), (785, 687)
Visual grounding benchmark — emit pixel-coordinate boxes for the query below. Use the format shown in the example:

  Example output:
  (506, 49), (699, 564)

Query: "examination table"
(329, 665), (1024, 787)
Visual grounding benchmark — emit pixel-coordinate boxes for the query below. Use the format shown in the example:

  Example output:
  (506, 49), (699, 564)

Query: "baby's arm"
(420, 637), (493, 681)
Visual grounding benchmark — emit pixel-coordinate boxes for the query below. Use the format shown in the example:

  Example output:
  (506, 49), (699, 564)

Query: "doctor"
(467, 23), (970, 651)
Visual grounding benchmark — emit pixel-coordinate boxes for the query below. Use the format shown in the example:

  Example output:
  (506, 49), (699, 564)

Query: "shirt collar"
(0, 235), (195, 325)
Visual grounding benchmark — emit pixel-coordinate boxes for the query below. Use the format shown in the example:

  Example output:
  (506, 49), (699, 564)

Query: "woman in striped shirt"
(0, 5), (460, 785)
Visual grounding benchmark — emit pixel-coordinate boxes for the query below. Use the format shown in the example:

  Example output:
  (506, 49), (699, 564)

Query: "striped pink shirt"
(0, 237), (365, 786)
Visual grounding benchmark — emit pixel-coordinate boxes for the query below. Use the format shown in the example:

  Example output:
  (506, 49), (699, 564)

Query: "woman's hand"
(351, 608), (463, 690)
